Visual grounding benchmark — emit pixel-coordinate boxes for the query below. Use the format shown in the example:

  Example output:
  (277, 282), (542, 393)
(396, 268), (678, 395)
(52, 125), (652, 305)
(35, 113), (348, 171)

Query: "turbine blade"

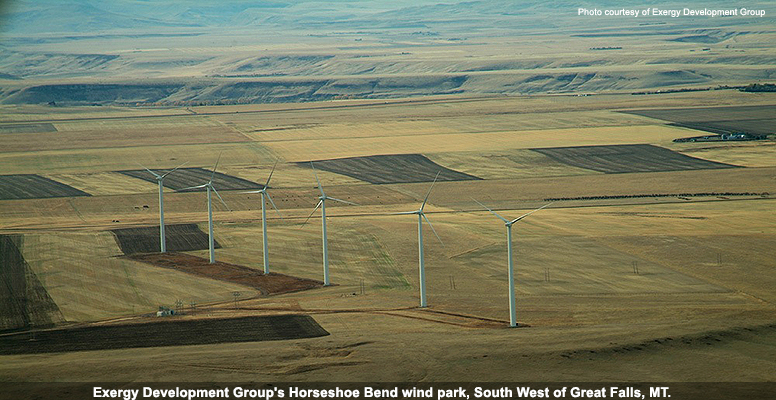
(310, 161), (325, 196)
(300, 200), (322, 228)
(209, 152), (222, 183)
(265, 192), (283, 219)
(265, 159), (279, 188)
(326, 196), (358, 206)
(177, 183), (208, 192)
(472, 198), (509, 223)
(160, 161), (188, 179)
(422, 213), (444, 247)
(390, 211), (419, 215)
(420, 171), (441, 212)
(137, 163), (161, 179)
(212, 186), (231, 211)
(243, 190), (264, 194)
(511, 202), (553, 224)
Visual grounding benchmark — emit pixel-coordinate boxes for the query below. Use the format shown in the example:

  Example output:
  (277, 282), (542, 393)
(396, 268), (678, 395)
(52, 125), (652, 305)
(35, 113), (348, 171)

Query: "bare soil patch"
(532, 144), (738, 174)
(111, 224), (218, 255)
(0, 315), (329, 355)
(0, 174), (90, 200)
(119, 167), (264, 191)
(126, 252), (324, 295)
(300, 154), (482, 184)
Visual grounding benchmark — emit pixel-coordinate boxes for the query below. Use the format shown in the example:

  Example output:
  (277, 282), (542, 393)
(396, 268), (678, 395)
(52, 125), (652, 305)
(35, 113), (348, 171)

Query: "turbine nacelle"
(472, 198), (553, 227)
(139, 161), (188, 182)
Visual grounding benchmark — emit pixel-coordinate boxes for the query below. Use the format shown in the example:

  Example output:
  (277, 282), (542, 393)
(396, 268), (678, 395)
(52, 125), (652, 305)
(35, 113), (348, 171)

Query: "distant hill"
(1, 0), (775, 104)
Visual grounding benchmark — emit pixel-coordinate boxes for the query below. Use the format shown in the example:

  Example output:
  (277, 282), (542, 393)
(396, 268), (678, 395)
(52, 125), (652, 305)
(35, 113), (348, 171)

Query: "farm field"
(531, 144), (738, 174)
(0, 88), (775, 386)
(112, 224), (218, 254)
(0, 174), (91, 200)
(301, 154), (481, 184)
(0, 315), (328, 355)
(127, 252), (324, 294)
(119, 167), (264, 191)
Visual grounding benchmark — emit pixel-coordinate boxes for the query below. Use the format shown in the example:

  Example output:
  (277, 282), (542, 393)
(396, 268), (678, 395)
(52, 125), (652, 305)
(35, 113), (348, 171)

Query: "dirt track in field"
(126, 252), (324, 295)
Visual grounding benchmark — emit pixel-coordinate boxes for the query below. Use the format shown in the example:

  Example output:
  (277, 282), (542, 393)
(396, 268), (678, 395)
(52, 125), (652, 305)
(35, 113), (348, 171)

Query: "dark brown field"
(0, 174), (90, 200)
(623, 105), (776, 136)
(127, 252), (324, 295)
(119, 167), (264, 191)
(532, 144), (739, 174)
(302, 154), (482, 184)
(0, 315), (329, 355)
(111, 224), (219, 255)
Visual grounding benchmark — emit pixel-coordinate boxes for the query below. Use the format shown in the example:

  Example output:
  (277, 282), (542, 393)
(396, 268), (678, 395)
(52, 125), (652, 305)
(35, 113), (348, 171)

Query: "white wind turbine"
(472, 199), (552, 327)
(393, 172), (444, 308)
(138, 162), (187, 253)
(301, 162), (357, 286)
(178, 155), (230, 264)
(243, 161), (283, 274)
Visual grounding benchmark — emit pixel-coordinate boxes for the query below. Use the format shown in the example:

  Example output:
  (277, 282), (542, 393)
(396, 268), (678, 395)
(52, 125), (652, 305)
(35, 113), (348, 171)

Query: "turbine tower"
(393, 172), (443, 308)
(179, 155), (230, 263)
(243, 161), (283, 274)
(301, 162), (357, 286)
(472, 199), (552, 327)
(138, 162), (186, 253)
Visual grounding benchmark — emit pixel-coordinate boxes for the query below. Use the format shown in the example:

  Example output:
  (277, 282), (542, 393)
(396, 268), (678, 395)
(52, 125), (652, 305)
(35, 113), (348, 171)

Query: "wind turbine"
(472, 199), (552, 327)
(301, 162), (357, 286)
(393, 171), (443, 308)
(138, 161), (187, 253)
(243, 161), (283, 274)
(178, 155), (230, 264)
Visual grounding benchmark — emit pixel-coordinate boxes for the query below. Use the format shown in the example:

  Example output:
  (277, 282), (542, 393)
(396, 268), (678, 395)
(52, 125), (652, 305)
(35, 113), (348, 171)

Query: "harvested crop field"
(0, 235), (64, 332)
(0, 315), (329, 355)
(127, 252), (324, 295)
(111, 224), (218, 255)
(0, 174), (91, 200)
(531, 144), (739, 174)
(301, 154), (482, 184)
(0, 123), (57, 134)
(119, 167), (264, 191)
(622, 105), (776, 136)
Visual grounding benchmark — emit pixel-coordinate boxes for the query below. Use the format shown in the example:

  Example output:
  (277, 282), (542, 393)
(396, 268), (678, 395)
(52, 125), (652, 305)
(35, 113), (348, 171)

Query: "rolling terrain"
(1, 0), (775, 393)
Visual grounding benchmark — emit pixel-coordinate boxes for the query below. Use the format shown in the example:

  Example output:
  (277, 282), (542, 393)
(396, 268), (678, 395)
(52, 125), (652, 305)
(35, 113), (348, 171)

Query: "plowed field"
(111, 224), (218, 255)
(119, 168), (264, 191)
(0, 174), (91, 200)
(0, 315), (329, 355)
(301, 154), (482, 184)
(126, 252), (324, 295)
(532, 144), (738, 174)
